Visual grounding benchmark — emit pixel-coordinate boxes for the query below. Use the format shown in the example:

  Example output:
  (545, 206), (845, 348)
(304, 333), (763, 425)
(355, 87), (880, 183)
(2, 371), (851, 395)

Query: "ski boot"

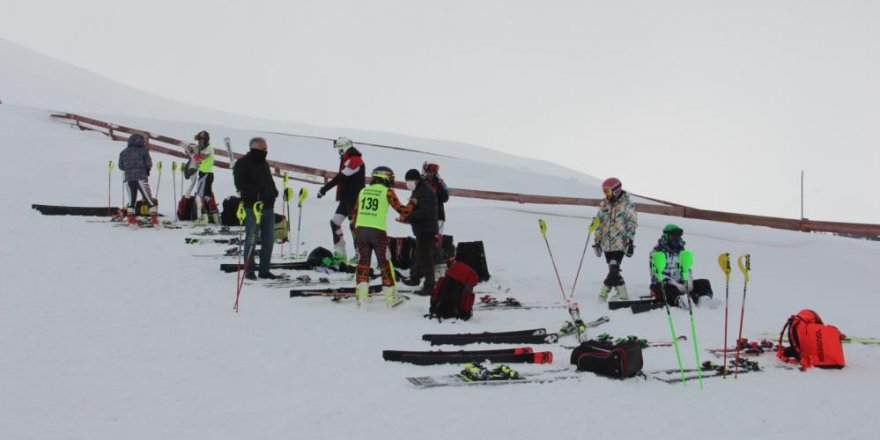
(598, 285), (612, 302)
(127, 212), (138, 229)
(612, 284), (629, 301)
(383, 285), (405, 308)
(488, 364), (520, 380)
(355, 282), (369, 307)
(150, 209), (159, 227)
(211, 212), (222, 225)
(458, 363), (490, 381)
(193, 214), (209, 226)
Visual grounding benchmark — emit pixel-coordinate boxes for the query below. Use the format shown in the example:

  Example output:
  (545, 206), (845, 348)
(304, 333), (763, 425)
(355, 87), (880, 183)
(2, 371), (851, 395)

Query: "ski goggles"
(664, 228), (684, 238)
(602, 187), (618, 197)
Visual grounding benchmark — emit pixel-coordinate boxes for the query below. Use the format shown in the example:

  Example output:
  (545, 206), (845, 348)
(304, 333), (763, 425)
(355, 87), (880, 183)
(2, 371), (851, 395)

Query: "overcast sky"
(2, 0), (878, 223)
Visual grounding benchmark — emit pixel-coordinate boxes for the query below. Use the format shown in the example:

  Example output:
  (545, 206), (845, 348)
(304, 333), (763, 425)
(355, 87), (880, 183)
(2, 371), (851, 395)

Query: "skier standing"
(351, 166), (411, 306)
(118, 133), (158, 227)
(317, 137), (365, 261)
(233, 137), (281, 280)
(649, 224), (714, 307)
(593, 177), (638, 301)
(400, 169), (439, 296)
(422, 161), (449, 233)
(192, 130), (221, 225)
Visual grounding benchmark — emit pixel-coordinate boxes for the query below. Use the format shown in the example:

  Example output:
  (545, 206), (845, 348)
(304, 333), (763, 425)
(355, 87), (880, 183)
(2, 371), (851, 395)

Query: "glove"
(625, 241), (635, 258)
(593, 244), (602, 257)
(317, 188), (326, 199)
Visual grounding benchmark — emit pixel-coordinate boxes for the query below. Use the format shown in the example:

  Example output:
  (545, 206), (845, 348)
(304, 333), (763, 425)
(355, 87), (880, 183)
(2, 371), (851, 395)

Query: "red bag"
(776, 309), (845, 370)
(428, 262), (479, 321)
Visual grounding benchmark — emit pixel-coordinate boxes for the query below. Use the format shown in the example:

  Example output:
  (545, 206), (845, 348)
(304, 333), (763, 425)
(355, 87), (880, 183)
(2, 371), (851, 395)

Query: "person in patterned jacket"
(592, 177), (638, 301)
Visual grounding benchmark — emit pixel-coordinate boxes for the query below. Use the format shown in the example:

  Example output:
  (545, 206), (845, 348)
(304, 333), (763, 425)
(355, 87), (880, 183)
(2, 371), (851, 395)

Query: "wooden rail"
(51, 112), (880, 238)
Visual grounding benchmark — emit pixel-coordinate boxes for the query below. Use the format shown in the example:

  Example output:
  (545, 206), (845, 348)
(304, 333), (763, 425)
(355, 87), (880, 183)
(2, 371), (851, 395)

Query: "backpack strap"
(776, 315), (800, 365)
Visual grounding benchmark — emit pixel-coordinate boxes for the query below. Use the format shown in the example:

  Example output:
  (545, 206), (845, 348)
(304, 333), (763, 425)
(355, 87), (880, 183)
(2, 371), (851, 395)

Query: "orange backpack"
(776, 309), (845, 370)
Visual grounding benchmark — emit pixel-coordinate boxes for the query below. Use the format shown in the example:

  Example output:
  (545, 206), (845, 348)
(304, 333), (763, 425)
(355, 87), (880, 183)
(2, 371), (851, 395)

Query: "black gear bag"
(454, 241), (490, 282)
(570, 339), (643, 379)
(221, 196), (242, 226)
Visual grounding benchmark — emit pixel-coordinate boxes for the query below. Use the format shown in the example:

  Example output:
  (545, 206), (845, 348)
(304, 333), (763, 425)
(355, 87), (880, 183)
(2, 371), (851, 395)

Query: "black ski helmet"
(194, 130), (210, 147)
(371, 166), (395, 186)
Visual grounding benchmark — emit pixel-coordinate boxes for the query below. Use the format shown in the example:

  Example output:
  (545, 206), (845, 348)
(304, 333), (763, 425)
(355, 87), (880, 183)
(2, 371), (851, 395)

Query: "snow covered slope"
(2, 42), (879, 440)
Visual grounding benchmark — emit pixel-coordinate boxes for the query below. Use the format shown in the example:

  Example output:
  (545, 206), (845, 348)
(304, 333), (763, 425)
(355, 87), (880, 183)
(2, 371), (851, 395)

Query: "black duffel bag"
(570, 339), (643, 379)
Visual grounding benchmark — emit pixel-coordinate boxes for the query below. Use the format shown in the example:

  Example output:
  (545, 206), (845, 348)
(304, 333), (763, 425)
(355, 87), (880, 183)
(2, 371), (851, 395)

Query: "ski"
(608, 297), (657, 310)
(475, 295), (567, 311)
(396, 351), (552, 366)
(407, 368), (580, 389)
(558, 316), (611, 336)
(424, 333), (559, 346)
(290, 285), (383, 297)
(32, 204), (121, 217)
(761, 332), (879, 345)
(423, 328), (547, 340)
(652, 359), (761, 384)
(187, 237), (242, 245)
(225, 261), (311, 273)
(383, 347), (533, 362)
(631, 300), (665, 314)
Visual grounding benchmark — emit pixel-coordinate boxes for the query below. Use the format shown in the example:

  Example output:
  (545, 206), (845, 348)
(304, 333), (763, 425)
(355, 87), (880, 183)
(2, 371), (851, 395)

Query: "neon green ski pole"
(680, 250), (703, 389)
(652, 251), (686, 386)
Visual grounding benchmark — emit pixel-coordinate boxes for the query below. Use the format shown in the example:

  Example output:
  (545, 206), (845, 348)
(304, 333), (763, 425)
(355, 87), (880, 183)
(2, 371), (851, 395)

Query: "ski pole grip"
(738, 254), (751, 283)
(538, 219), (548, 237)
(298, 188), (308, 206)
(717, 253), (731, 279)
(236, 202), (246, 226)
(254, 202), (264, 223)
(108, 160), (113, 171)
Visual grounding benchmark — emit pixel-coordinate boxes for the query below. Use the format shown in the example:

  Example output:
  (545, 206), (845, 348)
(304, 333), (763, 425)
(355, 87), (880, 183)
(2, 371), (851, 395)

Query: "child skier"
(593, 177), (638, 301)
(118, 133), (158, 228)
(352, 166), (412, 306)
(649, 224), (714, 307)
(317, 137), (365, 262)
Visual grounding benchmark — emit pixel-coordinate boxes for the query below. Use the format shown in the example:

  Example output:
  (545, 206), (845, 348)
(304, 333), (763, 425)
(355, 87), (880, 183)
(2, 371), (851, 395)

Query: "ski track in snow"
(2, 84), (880, 439)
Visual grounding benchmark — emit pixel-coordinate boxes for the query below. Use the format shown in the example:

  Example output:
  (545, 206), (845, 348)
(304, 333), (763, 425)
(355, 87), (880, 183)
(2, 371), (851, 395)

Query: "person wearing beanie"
(401, 168), (439, 296)
(117, 133), (158, 227)
(233, 137), (281, 280)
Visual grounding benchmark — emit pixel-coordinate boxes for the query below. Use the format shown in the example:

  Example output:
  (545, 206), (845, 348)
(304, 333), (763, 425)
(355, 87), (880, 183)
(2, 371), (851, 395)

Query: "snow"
(2, 40), (880, 440)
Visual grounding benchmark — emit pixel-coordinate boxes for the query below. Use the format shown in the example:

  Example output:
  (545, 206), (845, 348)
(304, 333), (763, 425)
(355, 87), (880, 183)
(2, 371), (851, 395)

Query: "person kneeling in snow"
(649, 224), (714, 308)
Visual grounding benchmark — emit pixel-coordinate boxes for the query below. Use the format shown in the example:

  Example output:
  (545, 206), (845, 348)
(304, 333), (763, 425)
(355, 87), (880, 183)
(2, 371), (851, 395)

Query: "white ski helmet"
(334, 137), (354, 154)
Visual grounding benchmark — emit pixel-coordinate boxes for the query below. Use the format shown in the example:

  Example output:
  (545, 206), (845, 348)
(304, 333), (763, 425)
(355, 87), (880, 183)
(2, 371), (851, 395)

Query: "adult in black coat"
(233, 137), (280, 279)
(401, 169), (439, 295)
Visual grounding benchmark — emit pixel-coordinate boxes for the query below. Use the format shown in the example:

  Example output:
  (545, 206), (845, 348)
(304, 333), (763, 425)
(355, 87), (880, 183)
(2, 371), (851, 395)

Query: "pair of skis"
(717, 253), (752, 378)
(537, 217), (601, 342)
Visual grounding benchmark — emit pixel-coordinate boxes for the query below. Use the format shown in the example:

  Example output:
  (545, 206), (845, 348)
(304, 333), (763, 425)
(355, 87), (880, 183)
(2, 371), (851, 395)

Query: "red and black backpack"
(428, 262), (480, 322)
(776, 309), (845, 370)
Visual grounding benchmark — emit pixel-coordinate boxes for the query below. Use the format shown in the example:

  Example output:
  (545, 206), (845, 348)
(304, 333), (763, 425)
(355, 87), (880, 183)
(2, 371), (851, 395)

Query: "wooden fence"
(51, 112), (880, 238)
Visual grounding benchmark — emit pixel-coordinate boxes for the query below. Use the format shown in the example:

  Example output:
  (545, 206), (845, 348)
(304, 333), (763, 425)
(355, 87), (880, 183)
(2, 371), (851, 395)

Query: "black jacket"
(406, 180), (439, 236)
(233, 149), (278, 208)
(321, 147), (365, 203)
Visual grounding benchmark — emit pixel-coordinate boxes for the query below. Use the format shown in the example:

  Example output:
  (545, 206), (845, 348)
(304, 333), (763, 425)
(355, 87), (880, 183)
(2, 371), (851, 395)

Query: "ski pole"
(679, 250), (703, 390)
(296, 188), (308, 257)
(537, 219), (569, 303)
(108, 161), (113, 216)
(283, 187), (294, 257)
(235, 201), (263, 313)
(539, 219), (588, 340)
(734, 254), (751, 378)
(155, 161), (163, 211)
(569, 217), (600, 299)
(280, 174), (289, 258)
(172, 162), (178, 209)
(717, 253), (732, 378)
(652, 251), (687, 386)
